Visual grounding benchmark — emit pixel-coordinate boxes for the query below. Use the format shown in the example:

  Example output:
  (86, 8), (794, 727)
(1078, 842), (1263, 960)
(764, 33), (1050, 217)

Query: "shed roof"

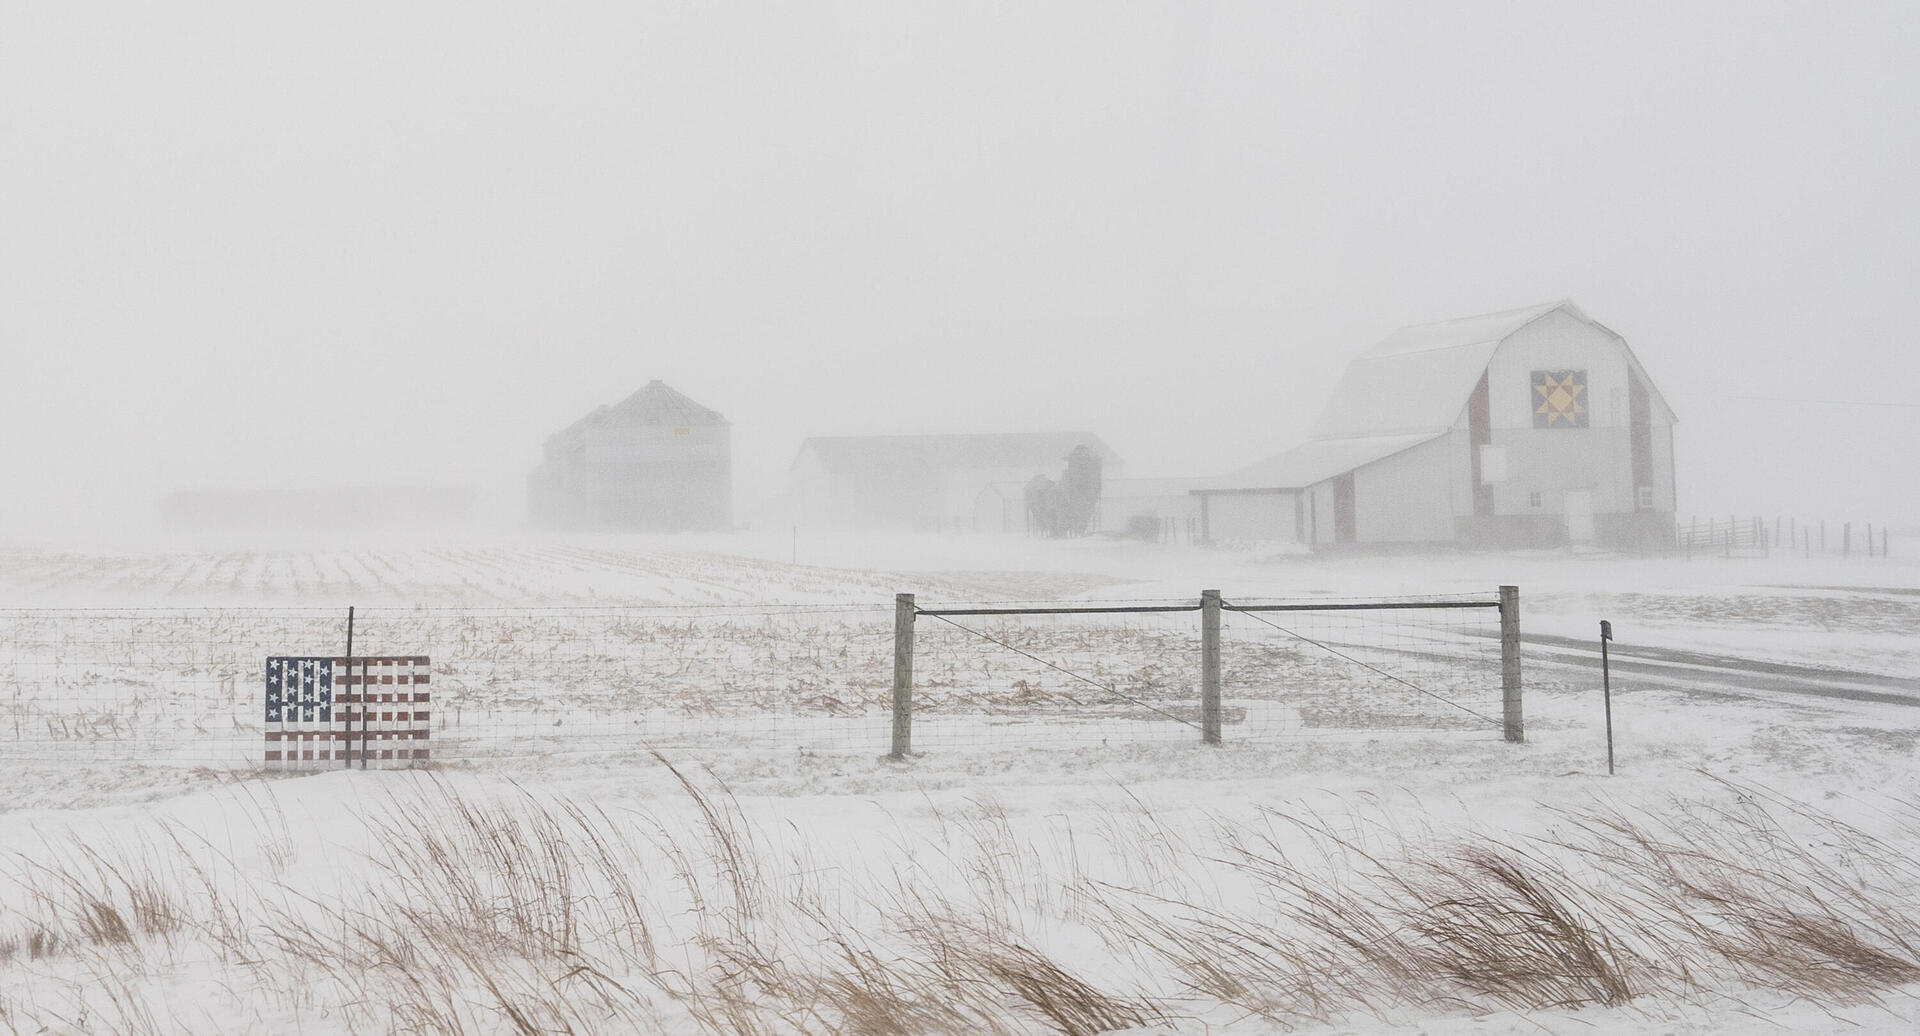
(795, 432), (1118, 474)
(551, 380), (728, 443)
(1197, 434), (1437, 493)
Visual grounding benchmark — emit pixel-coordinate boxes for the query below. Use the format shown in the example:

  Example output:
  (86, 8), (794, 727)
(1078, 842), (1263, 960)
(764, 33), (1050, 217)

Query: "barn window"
(1529, 491), (1542, 508)
(1637, 485), (1654, 509)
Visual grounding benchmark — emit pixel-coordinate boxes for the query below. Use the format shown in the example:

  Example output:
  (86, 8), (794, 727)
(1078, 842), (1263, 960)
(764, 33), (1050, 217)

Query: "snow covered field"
(3, 534), (1918, 1034)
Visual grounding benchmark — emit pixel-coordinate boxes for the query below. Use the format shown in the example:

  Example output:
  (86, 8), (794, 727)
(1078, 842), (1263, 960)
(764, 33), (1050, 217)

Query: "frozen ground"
(2, 532), (1918, 1034)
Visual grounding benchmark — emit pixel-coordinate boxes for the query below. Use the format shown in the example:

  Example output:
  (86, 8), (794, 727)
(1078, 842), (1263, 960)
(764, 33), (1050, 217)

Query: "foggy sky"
(4, 2), (1916, 539)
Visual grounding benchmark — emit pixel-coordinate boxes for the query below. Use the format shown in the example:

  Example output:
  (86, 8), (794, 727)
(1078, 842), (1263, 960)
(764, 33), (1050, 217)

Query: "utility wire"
(1225, 601), (1501, 728)
(1728, 395), (1919, 409)
(917, 611), (1202, 731)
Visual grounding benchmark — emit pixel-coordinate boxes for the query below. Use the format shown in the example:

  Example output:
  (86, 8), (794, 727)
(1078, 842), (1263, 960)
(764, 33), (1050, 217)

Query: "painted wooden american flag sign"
(265, 655), (431, 770)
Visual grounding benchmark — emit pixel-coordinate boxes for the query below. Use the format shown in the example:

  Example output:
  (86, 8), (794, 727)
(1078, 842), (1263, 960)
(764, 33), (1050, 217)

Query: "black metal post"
(1600, 619), (1615, 776)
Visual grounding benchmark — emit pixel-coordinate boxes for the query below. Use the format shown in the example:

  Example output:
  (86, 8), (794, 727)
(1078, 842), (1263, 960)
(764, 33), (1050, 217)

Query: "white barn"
(1196, 302), (1677, 551)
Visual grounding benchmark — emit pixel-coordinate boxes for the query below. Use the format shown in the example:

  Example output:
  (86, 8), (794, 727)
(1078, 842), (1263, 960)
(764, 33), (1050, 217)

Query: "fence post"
(1200, 589), (1222, 746)
(889, 593), (915, 760)
(1500, 585), (1524, 743)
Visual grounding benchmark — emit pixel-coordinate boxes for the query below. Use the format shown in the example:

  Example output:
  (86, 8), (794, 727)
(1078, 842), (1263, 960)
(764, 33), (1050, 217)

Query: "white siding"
(1207, 493), (1299, 543)
(1353, 435), (1457, 543)
(1100, 491), (1201, 535)
(1446, 423), (1476, 517)
(1651, 420), (1677, 512)
(1484, 310), (1638, 516)
(974, 485), (1024, 534)
(1306, 482), (1336, 545)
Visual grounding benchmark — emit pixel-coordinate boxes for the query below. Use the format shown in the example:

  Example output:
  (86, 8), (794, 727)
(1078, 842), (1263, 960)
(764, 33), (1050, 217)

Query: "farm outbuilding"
(527, 381), (732, 531)
(787, 432), (1122, 532)
(1196, 301), (1677, 551)
(975, 476), (1202, 541)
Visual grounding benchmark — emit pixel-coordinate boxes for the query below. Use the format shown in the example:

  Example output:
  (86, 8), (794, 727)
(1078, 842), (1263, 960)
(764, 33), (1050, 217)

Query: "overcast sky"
(3, 1), (1916, 538)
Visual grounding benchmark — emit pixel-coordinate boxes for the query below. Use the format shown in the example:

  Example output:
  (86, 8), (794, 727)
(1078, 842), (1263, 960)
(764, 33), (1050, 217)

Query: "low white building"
(1196, 301), (1677, 550)
(788, 432), (1121, 532)
(975, 477), (1202, 540)
(1095, 478), (1203, 542)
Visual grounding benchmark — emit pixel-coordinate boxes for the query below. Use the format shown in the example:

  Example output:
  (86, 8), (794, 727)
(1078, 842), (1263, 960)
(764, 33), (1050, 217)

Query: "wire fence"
(1, 605), (895, 794)
(3, 591), (1518, 804)
(911, 603), (1208, 750)
(1220, 596), (1509, 738)
(904, 592), (1513, 751)
(1680, 515), (1895, 559)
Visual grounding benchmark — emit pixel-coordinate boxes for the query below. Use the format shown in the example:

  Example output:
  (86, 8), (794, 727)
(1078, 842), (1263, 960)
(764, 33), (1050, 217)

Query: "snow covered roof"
(1102, 477), (1209, 497)
(1308, 301), (1580, 440)
(550, 381), (729, 443)
(1196, 434), (1437, 492)
(1209, 300), (1675, 492)
(795, 432), (1119, 475)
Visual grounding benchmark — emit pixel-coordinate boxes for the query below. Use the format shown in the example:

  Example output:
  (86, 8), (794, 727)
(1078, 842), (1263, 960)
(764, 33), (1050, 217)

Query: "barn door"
(1333, 473), (1357, 544)
(1565, 490), (1595, 544)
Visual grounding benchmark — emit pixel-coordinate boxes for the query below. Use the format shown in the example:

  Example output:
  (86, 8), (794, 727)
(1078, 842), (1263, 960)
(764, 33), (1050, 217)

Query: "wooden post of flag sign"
(342, 607), (354, 769)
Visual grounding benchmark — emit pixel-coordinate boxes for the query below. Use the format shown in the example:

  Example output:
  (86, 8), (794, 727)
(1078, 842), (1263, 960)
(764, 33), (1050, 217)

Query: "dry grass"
(2, 774), (1919, 1033)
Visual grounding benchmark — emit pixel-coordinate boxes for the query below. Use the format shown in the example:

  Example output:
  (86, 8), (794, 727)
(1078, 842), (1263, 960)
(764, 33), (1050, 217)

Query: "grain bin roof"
(550, 380), (729, 443)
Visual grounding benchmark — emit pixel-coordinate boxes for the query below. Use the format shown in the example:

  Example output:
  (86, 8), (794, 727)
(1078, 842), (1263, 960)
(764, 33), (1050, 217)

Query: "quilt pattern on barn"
(1532, 369), (1589, 428)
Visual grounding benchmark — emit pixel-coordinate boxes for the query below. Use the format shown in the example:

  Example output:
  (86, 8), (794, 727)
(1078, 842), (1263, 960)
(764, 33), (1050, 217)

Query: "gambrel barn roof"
(1208, 301), (1674, 491)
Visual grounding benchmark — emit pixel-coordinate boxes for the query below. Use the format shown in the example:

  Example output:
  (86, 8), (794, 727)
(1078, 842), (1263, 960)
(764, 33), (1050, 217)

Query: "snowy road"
(1520, 631), (1920, 707)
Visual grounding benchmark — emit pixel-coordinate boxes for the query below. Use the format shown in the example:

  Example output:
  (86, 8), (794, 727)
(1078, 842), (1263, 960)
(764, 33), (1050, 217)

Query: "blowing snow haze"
(2, 2), (1916, 542)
